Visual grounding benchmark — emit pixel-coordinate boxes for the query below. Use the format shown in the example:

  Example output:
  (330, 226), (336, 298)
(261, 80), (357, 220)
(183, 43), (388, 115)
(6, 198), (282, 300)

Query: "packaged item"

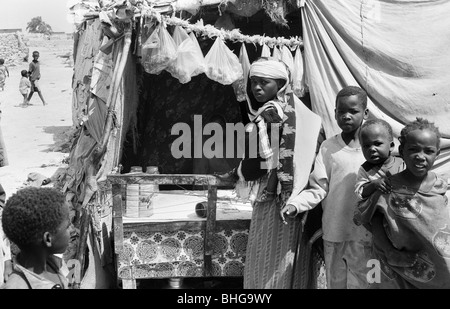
(166, 26), (205, 83)
(142, 23), (177, 75)
(204, 37), (243, 85)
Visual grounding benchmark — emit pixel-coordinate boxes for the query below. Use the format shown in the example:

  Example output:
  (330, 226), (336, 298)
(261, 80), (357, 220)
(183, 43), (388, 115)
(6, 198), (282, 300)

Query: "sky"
(0, 0), (75, 33)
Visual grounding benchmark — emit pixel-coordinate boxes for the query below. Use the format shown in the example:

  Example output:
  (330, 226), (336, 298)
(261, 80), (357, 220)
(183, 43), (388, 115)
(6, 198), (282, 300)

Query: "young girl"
(0, 59), (9, 92)
(218, 57), (322, 288)
(1, 187), (73, 289)
(19, 70), (31, 106)
(217, 57), (297, 206)
(358, 117), (450, 288)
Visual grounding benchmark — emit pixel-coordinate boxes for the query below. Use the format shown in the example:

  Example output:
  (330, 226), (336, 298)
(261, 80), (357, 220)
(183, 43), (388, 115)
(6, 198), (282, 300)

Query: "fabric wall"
(301, 0), (450, 178)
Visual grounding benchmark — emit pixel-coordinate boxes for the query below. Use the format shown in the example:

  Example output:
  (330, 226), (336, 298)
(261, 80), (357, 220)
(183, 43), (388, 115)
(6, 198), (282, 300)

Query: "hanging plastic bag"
(272, 45), (281, 60)
(261, 43), (271, 57)
(232, 43), (250, 102)
(292, 46), (307, 97)
(204, 37), (243, 85)
(166, 26), (205, 83)
(281, 45), (294, 72)
(188, 32), (206, 77)
(142, 23), (177, 75)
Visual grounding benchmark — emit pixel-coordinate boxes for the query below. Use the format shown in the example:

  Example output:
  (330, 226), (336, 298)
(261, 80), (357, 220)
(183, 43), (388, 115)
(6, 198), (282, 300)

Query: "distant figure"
(0, 59), (9, 92)
(19, 70), (31, 107)
(0, 119), (7, 167)
(27, 51), (47, 106)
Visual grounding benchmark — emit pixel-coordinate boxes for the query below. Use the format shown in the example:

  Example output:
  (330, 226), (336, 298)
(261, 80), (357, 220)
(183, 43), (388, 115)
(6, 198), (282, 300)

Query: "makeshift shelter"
(64, 0), (450, 289)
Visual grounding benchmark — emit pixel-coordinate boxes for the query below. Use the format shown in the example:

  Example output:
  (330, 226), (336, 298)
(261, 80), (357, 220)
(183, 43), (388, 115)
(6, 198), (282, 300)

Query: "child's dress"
(359, 172), (450, 288)
(19, 77), (31, 95)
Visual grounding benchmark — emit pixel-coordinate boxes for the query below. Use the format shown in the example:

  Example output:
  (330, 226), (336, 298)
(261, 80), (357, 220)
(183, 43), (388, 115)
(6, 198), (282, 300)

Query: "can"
(195, 202), (207, 218)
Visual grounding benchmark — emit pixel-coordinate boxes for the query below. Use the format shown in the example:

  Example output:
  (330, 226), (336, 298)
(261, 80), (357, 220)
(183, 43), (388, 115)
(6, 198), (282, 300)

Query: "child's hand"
(280, 204), (297, 225)
(372, 177), (392, 194)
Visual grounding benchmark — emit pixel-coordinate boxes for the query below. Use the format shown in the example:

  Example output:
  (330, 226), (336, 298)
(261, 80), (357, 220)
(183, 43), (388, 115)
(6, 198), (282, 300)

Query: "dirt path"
(0, 39), (74, 199)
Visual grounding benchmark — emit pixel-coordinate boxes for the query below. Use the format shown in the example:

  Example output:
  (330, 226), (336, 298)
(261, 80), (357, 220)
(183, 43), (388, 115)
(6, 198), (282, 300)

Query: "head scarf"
(249, 60), (290, 81)
(246, 58), (290, 120)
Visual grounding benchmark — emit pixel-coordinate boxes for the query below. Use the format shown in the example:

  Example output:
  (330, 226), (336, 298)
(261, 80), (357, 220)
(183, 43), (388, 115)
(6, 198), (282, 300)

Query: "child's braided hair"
(399, 117), (441, 149)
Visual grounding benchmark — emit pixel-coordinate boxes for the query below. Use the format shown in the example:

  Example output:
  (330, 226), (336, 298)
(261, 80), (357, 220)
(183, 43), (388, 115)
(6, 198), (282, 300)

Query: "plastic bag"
(188, 32), (206, 77)
(292, 46), (308, 97)
(142, 23), (177, 75)
(204, 37), (243, 85)
(232, 43), (250, 102)
(272, 46), (281, 60)
(166, 26), (205, 83)
(281, 45), (294, 72)
(261, 43), (271, 57)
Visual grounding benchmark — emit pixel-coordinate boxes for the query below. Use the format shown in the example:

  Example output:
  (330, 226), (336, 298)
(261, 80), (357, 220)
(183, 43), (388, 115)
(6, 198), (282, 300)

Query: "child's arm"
(28, 62), (34, 77)
(360, 178), (392, 198)
(280, 146), (328, 223)
(355, 167), (392, 200)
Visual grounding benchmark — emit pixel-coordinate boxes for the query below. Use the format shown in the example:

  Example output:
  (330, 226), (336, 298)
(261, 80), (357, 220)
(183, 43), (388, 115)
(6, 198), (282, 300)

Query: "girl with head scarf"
(239, 57), (296, 205)
(219, 56), (322, 288)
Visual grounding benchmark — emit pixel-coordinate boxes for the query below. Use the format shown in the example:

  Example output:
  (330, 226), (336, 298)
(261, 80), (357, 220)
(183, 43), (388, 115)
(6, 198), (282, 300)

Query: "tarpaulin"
(301, 0), (450, 177)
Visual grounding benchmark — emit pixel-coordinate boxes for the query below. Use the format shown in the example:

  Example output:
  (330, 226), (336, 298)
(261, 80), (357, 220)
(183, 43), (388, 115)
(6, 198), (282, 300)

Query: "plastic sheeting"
(301, 0), (450, 177)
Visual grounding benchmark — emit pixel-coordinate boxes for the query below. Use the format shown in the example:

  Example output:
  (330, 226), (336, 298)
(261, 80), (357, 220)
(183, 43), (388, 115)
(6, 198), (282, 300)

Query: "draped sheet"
(301, 0), (450, 178)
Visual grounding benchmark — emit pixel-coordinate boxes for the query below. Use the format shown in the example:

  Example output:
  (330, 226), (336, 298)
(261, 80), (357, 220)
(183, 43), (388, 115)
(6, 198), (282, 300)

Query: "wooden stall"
(108, 172), (252, 289)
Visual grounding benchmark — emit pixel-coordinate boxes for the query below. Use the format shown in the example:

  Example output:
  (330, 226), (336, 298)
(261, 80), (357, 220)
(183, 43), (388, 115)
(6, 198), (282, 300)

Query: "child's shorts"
(31, 79), (40, 91)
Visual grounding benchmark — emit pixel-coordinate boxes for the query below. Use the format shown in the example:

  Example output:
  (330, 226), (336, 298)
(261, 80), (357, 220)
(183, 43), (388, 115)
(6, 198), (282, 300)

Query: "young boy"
(19, 70), (31, 107)
(27, 51), (47, 106)
(1, 187), (72, 289)
(357, 118), (450, 288)
(281, 85), (372, 289)
(355, 119), (405, 200)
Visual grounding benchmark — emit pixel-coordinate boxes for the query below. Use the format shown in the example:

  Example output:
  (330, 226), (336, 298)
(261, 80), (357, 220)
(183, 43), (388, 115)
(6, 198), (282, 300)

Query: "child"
(217, 57), (296, 205)
(19, 70), (31, 107)
(218, 57), (322, 289)
(357, 117), (450, 289)
(0, 183), (12, 287)
(281, 85), (372, 289)
(355, 119), (405, 199)
(1, 187), (72, 289)
(354, 118), (417, 269)
(27, 51), (47, 106)
(0, 59), (9, 92)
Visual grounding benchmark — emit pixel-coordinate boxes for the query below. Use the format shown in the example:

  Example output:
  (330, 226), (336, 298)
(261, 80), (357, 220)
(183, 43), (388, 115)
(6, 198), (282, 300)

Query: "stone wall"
(0, 31), (29, 66)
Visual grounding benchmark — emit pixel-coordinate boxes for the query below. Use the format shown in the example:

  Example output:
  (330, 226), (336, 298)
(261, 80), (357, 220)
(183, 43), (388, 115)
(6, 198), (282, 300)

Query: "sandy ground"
(0, 39), (74, 199)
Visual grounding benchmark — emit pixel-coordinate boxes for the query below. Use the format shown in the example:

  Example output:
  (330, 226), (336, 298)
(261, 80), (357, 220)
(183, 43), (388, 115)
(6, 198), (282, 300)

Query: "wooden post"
(204, 184), (217, 277)
(112, 183), (124, 254)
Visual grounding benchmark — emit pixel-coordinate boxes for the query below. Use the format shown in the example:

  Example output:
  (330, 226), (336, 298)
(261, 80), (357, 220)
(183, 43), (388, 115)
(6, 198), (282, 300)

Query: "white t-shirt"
(289, 134), (371, 242)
